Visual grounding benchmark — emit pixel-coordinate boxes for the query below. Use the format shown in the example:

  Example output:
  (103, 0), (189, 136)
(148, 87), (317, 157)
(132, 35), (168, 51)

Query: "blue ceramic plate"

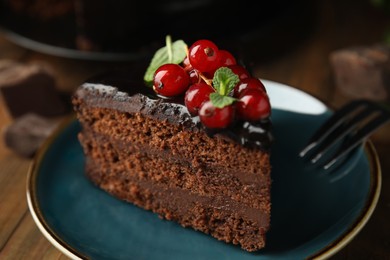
(27, 80), (381, 260)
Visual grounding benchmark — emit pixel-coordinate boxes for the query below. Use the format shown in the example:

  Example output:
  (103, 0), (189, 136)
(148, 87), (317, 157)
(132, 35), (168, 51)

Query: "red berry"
(189, 39), (220, 73)
(184, 82), (214, 115)
(228, 65), (250, 80)
(182, 56), (190, 67)
(233, 78), (266, 97)
(153, 64), (190, 97)
(206, 50), (237, 77)
(218, 50), (236, 67)
(187, 69), (200, 84)
(182, 57), (199, 84)
(237, 89), (271, 121)
(199, 101), (234, 129)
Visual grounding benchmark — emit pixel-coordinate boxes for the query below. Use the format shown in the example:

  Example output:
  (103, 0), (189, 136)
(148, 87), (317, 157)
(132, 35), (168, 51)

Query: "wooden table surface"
(0, 0), (389, 259)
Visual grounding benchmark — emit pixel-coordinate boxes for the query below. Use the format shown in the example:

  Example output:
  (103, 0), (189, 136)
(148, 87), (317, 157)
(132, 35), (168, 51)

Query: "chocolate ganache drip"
(86, 69), (273, 151)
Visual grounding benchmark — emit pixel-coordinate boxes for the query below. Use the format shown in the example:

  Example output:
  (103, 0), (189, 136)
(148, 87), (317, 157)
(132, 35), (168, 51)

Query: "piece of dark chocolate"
(330, 44), (390, 101)
(0, 60), (71, 118)
(3, 113), (60, 158)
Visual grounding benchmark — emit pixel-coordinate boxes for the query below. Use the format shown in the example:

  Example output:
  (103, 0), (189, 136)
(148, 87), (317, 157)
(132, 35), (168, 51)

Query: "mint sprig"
(212, 67), (240, 95)
(144, 35), (187, 86)
(210, 67), (239, 108)
(209, 93), (236, 108)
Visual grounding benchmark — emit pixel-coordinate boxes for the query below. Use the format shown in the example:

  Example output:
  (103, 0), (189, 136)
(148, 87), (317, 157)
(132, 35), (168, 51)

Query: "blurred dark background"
(0, 0), (317, 60)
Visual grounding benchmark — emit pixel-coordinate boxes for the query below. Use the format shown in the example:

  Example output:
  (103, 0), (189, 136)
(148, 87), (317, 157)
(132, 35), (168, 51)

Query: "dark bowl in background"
(0, 0), (317, 62)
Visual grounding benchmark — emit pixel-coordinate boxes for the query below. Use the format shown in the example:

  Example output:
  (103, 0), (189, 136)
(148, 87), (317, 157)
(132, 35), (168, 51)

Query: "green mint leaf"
(144, 35), (187, 85)
(209, 92), (237, 108)
(212, 67), (240, 96)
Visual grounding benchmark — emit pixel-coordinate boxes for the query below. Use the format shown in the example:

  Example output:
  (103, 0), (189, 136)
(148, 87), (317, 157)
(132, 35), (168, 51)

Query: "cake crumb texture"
(73, 93), (271, 252)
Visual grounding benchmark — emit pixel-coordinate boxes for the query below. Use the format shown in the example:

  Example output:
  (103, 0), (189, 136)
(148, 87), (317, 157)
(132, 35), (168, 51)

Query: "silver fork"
(299, 99), (390, 170)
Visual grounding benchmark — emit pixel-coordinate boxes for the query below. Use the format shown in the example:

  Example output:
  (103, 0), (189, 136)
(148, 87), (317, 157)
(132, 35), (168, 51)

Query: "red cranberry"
(182, 56), (190, 67)
(233, 78), (266, 97)
(188, 39), (220, 73)
(182, 57), (199, 84)
(237, 89), (271, 121)
(184, 82), (214, 115)
(199, 101), (235, 129)
(206, 50), (237, 77)
(187, 69), (200, 84)
(153, 64), (190, 97)
(218, 50), (237, 67)
(228, 65), (250, 80)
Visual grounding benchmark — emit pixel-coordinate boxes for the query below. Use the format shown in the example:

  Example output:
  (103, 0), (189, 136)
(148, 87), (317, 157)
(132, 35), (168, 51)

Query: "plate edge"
(308, 141), (382, 259)
(26, 114), (87, 260)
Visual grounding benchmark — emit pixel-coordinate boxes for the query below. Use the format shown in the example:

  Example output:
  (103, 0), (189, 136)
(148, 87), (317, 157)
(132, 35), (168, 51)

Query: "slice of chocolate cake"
(72, 72), (272, 252)
(72, 39), (272, 251)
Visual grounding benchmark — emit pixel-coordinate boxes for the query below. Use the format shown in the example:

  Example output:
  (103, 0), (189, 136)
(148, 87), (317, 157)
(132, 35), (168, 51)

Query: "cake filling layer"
(76, 105), (271, 179)
(87, 158), (270, 227)
(80, 125), (270, 184)
(80, 129), (271, 210)
(86, 158), (269, 251)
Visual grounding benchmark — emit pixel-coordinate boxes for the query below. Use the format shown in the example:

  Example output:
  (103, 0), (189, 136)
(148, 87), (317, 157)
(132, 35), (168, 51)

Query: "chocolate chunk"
(330, 44), (390, 101)
(3, 113), (60, 158)
(0, 60), (71, 118)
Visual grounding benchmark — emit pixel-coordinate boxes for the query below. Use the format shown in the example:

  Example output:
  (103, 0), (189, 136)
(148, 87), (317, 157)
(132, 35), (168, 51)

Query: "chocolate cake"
(72, 67), (272, 251)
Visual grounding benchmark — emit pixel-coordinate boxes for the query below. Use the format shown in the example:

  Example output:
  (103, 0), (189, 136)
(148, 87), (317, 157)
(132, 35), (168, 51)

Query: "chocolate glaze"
(80, 69), (273, 151)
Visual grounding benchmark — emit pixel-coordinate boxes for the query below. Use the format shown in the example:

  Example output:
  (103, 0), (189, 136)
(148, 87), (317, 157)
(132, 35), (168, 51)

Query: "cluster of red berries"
(153, 39), (271, 129)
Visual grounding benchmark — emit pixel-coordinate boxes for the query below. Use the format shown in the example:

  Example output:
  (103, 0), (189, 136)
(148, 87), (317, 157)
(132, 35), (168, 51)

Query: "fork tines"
(299, 99), (390, 170)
